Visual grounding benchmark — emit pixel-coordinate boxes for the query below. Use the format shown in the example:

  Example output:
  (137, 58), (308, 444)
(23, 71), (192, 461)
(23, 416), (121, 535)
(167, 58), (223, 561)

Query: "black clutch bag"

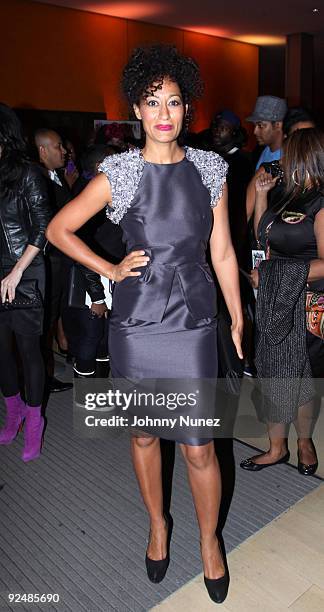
(0, 278), (42, 311)
(67, 264), (87, 308)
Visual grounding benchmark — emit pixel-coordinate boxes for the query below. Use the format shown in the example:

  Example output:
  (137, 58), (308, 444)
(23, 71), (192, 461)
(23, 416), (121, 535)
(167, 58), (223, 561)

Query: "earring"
(184, 111), (190, 132)
(292, 169), (300, 186)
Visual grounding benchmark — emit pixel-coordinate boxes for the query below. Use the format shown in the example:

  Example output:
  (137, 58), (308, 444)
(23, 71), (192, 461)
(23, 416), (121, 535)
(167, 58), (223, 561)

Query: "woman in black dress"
(241, 128), (324, 474)
(0, 104), (51, 461)
(47, 45), (243, 603)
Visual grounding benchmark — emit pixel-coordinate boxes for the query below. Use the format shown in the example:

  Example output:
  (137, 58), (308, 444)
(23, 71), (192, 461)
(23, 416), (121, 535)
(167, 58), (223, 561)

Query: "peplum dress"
(98, 147), (228, 443)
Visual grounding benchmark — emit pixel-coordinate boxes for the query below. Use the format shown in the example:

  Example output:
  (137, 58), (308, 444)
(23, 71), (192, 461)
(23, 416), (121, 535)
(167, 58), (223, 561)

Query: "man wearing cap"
(247, 95), (287, 170)
(246, 96), (287, 221)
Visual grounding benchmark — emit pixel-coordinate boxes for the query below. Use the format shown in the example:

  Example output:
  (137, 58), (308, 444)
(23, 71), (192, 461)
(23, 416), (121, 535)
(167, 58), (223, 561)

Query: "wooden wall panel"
(127, 20), (184, 56)
(184, 31), (259, 131)
(0, 0), (127, 117)
(0, 0), (259, 129)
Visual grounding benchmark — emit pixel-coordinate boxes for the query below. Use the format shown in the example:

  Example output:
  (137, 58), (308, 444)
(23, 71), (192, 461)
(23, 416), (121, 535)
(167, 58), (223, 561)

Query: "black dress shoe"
(48, 377), (73, 393)
(240, 450), (290, 471)
(297, 451), (318, 476)
(145, 514), (173, 583)
(204, 542), (229, 604)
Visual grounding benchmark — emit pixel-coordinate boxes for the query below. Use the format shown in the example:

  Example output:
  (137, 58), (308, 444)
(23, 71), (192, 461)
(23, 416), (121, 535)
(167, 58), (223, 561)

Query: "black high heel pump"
(145, 514), (173, 583)
(203, 540), (230, 604)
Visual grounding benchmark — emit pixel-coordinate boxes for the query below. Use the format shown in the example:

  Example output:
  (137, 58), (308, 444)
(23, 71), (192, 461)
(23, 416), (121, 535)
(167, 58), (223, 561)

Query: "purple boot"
(22, 405), (44, 462)
(0, 393), (25, 445)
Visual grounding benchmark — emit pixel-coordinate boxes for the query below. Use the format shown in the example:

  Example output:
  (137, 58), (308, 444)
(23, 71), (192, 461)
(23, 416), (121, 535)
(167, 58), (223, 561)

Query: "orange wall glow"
(0, 0), (258, 130)
(183, 31), (259, 131)
(84, 2), (166, 20)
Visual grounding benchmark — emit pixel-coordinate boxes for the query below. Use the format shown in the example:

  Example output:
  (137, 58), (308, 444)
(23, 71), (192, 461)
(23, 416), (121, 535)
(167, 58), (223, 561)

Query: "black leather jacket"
(0, 164), (51, 265)
(65, 262), (104, 304)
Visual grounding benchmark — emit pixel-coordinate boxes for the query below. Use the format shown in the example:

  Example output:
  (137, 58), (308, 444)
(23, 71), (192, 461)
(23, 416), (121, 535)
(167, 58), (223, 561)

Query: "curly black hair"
(122, 44), (204, 126)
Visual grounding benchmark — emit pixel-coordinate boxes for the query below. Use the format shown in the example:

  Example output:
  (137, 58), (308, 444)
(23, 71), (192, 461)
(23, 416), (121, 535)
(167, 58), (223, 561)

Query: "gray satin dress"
(98, 147), (228, 444)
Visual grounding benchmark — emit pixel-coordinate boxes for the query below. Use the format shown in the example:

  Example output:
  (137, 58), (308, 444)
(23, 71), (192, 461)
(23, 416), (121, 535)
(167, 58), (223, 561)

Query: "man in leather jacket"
(34, 128), (74, 392)
(65, 144), (125, 382)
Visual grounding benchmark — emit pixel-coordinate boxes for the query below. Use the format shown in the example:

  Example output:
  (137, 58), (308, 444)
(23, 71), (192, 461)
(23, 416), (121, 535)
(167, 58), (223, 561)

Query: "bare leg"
(294, 400), (318, 464)
(180, 441), (224, 579)
(131, 435), (168, 560)
(56, 317), (68, 352)
(248, 421), (288, 465)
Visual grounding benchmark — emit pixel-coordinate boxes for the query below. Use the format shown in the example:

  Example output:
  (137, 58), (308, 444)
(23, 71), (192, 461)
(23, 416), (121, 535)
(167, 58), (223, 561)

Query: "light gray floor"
(0, 381), (321, 612)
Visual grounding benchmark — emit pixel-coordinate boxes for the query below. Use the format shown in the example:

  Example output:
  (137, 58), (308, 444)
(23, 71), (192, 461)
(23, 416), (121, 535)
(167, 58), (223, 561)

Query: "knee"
(132, 434), (158, 449)
(182, 443), (214, 470)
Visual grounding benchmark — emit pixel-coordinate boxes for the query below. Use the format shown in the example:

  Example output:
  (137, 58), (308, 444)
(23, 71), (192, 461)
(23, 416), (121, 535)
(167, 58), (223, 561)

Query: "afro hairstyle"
(122, 44), (203, 125)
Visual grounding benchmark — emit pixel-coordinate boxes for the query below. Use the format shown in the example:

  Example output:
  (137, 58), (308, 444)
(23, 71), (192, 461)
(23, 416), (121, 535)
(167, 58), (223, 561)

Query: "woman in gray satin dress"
(47, 45), (243, 604)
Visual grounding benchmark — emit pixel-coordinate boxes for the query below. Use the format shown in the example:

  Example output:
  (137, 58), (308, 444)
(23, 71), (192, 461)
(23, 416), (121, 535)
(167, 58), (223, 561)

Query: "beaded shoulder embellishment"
(185, 147), (228, 208)
(98, 146), (228, 224)
(98, 148), (145, 224)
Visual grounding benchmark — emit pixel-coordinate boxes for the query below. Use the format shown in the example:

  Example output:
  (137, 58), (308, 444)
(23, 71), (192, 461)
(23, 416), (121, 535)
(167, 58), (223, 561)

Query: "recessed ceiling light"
(312, 7), (319, 12)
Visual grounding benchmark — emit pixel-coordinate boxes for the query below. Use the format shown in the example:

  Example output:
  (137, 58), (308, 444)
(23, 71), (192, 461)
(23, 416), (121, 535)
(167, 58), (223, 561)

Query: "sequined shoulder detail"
(185, 147), (228, 208)
(98, 148), (145, 224)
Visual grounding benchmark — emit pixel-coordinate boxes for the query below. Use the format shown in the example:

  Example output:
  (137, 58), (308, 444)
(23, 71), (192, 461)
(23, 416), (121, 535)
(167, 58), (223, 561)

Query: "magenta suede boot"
(21, 405), (44, 462)
(0, 392), (26, 445)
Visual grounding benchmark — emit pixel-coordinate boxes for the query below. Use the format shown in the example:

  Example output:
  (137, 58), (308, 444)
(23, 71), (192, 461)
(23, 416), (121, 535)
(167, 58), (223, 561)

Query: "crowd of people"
(0, 43), (323, 604)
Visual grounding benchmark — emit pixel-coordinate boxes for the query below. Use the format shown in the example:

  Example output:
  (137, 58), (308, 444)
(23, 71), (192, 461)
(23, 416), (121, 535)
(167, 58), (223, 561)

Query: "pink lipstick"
(156, 125), (173, 131)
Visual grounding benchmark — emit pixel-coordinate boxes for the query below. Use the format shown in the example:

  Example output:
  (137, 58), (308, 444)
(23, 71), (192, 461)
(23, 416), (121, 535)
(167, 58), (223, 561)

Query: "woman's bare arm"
(246, 173), (258, 222)
(253, 172), (278, 238)
(246, 166), (277, 224)
(309, 208), (324, 281)
(210, 184), (243, 359)
(46, 173), (149, 282)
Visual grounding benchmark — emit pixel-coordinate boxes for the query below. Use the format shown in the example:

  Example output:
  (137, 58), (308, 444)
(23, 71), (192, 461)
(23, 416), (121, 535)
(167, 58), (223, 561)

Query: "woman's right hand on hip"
(111, 251), (150, 283)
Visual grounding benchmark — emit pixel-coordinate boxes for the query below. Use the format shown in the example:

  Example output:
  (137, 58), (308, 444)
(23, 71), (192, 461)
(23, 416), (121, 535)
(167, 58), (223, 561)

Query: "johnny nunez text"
(85, 416), (221, 428)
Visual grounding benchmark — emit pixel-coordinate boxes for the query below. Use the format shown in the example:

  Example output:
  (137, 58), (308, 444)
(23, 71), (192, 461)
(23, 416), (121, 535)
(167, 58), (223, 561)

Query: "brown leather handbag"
(306, 291), (324, 340)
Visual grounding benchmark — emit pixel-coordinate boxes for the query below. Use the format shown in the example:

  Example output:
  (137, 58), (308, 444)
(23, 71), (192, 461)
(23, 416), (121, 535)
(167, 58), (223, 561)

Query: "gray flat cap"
(247, 96), (287, 122)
